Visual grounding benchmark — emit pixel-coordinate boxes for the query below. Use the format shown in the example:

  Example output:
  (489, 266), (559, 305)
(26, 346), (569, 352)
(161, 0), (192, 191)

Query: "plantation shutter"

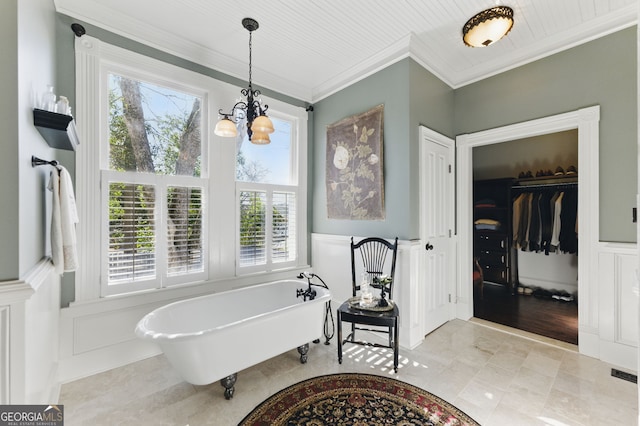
(239, 190), (266, 266)
(167, 186), (204, 276)
(272, 191), (296, 263)
(107, 182), (156, 283)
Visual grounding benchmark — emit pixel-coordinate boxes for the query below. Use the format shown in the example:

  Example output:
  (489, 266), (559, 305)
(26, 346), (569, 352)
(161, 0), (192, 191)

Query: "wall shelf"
(33, 108), (79, 151)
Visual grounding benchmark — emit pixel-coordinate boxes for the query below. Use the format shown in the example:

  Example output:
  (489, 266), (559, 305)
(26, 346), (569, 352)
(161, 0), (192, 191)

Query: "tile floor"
(59, 319), (638, 425)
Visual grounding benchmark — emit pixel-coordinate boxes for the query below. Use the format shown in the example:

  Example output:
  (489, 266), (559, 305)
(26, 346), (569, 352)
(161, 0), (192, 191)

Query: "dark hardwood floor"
(473, 281), (578, 345)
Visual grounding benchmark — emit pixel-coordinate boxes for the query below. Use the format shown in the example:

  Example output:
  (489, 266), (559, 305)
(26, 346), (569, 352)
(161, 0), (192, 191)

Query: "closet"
(472, 130), (579, 344)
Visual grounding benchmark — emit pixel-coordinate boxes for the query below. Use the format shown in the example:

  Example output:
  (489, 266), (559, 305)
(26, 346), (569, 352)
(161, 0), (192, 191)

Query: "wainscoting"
(0, 258), (60, 404)
(55, 237), (638, 386)
(596, 242), (638, 370)
(312, 233), (639, 372)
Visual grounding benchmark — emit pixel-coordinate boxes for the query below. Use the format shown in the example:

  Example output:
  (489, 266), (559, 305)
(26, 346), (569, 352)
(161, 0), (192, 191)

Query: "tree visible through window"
(106, 73), (205, 288)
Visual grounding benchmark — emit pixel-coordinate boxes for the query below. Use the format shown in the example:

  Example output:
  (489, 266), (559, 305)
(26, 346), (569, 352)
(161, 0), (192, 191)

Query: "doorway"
(472, 132), (579, 343)
(456, 106), (600, 350)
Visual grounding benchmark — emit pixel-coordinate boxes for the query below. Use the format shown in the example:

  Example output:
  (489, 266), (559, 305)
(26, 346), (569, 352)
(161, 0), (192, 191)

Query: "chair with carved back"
(337, 236), (399, 372)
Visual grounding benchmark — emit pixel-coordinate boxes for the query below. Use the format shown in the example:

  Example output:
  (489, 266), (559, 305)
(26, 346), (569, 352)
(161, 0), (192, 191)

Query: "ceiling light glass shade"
(463, 6), (514, 47)
(251, 131), (271, 145)
(214, 117), (238, 137)
(250, 115), (275, 134)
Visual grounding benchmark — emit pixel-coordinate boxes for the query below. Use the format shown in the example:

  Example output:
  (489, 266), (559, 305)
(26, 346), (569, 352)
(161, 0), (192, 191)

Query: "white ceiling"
(54, 0), (637, 103)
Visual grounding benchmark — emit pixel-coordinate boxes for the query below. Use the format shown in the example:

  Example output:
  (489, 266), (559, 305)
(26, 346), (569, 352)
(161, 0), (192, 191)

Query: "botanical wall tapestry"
(326, 104), (384, 220)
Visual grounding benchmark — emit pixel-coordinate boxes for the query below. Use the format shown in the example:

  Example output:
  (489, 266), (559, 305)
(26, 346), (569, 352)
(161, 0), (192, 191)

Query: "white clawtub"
(135, 279), (330, 398)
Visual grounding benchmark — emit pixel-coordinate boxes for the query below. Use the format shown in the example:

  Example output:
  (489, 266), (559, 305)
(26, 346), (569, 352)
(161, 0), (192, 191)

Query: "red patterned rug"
(239, 373), (479, 425)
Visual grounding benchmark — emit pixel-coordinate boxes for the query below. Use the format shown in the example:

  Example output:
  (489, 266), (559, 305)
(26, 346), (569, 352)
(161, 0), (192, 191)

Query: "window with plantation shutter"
(101, 71), (208, 295)
(236, 116), (301, 273)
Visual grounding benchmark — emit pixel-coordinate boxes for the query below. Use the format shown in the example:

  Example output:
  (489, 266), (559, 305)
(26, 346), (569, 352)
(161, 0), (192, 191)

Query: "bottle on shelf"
(41, 85), (56, 112)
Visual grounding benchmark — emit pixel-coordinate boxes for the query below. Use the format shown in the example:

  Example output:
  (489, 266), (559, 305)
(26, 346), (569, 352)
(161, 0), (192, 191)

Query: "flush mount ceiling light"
(214, 17), (274, 144)
(463, 6), (514, 47)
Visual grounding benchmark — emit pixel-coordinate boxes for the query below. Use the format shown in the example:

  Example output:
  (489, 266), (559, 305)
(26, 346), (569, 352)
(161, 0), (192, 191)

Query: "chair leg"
(393, 319), (399, 373)
(337, 311), (343, 364)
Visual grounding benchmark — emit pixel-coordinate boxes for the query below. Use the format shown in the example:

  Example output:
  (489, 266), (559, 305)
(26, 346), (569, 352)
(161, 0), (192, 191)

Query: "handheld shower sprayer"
(295, 271), (334, 345)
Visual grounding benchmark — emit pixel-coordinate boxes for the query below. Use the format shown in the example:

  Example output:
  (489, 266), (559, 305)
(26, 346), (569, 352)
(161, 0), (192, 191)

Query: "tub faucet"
(296, 272), (317, 301)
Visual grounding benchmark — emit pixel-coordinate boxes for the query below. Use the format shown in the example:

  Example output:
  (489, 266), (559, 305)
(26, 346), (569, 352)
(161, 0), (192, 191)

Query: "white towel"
(48, 166), (79, 274)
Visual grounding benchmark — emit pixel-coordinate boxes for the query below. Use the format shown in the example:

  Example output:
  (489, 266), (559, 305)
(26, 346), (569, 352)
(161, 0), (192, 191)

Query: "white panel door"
(419, 126), (455, 335)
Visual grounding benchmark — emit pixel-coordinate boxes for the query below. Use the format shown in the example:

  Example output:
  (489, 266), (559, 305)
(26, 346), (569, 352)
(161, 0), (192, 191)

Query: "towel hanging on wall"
(48, 165), (79, 274)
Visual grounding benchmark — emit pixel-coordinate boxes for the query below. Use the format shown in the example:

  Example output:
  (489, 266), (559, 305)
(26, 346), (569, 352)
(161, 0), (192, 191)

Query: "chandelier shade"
(213, 115), (238, 137)
(214, 18), (274, 144)
(251, 131), (271, 145)
(251, 114), (275, 134)
(463, 6), (514, 47)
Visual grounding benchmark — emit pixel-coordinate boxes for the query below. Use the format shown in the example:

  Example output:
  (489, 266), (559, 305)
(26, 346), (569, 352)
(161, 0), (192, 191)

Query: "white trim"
(0, 259), (59, 404)
(456, 106), (600, 358)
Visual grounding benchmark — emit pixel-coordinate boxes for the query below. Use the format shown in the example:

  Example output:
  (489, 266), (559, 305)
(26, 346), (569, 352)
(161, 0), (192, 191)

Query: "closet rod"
(513, 181), (577, 190)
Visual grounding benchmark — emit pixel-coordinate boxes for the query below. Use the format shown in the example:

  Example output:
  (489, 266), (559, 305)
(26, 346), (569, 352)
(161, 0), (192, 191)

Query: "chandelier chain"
(248, 30), (253, 87)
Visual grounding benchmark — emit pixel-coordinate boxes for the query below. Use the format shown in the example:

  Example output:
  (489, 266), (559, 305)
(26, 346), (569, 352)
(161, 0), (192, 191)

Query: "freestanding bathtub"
(135, 279), (330, 398)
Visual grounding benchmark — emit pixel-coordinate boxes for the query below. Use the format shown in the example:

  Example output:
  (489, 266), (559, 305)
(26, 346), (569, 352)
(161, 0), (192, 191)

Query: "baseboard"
(59, 339), (161, 384)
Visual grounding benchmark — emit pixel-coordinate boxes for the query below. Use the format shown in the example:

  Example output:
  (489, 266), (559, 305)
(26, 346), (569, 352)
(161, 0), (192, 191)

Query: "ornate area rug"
(239, 373), (479, 425)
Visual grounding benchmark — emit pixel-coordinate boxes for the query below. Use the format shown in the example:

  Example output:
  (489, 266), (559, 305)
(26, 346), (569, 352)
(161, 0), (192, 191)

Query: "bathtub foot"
(297, 343), (309, 364)
(220, 373), (237, 400)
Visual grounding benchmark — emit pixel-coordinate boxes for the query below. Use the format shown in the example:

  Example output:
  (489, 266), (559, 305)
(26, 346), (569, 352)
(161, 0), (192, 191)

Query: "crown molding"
(440, 3), (638, 88)
(55, 1), (313, 101)
(56, 1), (638, 101)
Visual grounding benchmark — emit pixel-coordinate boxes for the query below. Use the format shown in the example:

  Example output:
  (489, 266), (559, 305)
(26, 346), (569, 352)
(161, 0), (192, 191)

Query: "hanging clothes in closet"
(512, 184), (577, 255)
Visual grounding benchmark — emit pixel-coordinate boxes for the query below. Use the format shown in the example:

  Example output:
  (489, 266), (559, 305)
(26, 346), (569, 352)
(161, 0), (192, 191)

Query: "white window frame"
(75, 37), (214, 299)
(74, 36), (308, 302)
(235, 109), (307, 275)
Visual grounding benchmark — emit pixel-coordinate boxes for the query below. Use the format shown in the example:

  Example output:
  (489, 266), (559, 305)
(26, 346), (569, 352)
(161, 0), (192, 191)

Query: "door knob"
(425, 242), (434, 251)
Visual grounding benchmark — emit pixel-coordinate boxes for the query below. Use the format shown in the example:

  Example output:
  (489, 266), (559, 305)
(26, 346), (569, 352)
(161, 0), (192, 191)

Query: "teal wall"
(455, 27), (637, 243)
(312, 59), (455, 240)
(408, 60), (455, 237)
(1, 0), (62, 281)
(315, 28), (637, 244)
(312, 60), (408, 240)
(0, 1), (20, 280)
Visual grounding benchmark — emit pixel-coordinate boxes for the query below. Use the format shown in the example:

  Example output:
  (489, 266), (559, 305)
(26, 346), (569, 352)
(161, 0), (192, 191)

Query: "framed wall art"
(326, 104), (384, 220)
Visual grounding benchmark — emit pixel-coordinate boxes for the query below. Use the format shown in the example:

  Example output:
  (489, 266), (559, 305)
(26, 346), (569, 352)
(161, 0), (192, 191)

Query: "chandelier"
(462, 6), (514, 47)
(214, 18), (274, 144)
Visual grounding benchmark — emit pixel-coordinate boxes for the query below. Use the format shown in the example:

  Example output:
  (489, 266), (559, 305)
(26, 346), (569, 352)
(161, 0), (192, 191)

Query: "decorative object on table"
(337, 236), (400, 372)
(238, 373), (480, 426)
(326, 104), (384, 220)
(372, 274), (392, 307)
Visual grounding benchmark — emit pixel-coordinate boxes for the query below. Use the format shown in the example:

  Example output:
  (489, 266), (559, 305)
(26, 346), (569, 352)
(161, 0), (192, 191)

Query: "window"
(101, 73), (207, 295)
(75, 36), (307, 301)
(236, 117), (300, 272)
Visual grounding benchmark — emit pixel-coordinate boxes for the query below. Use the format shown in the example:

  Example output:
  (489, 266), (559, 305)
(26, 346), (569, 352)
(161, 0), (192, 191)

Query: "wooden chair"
(337, 236), (399, 372)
